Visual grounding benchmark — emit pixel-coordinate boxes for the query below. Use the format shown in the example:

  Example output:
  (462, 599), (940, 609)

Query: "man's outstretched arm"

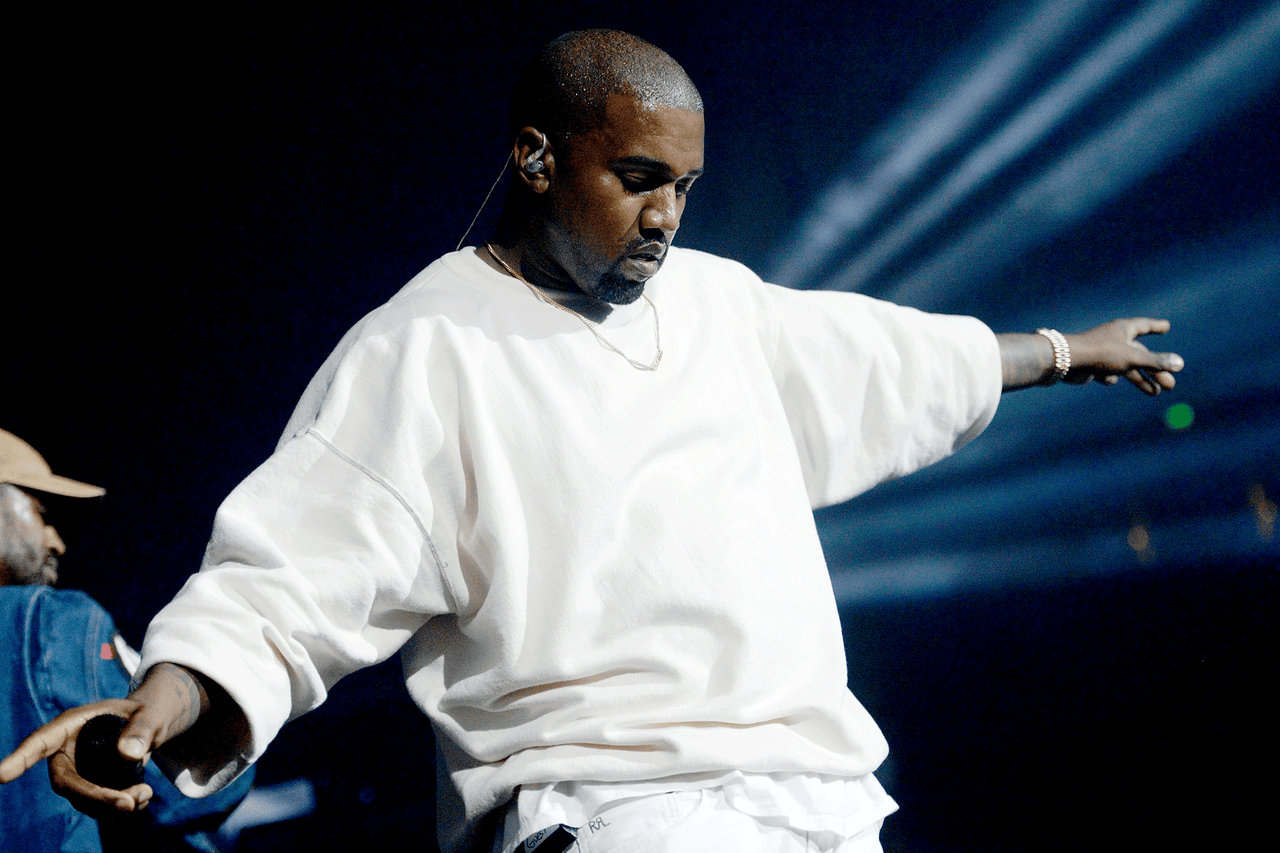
(0, 662), (237, 814)
(998, 317), (1183, 394)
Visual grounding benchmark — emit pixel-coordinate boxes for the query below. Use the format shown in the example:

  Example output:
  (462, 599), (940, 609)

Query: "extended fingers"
(1123, 367), (1178, 396)
(1130, 342), (1183, 370)
(0, 731), (60, 781)
(1121, 317), (1172, 339)
(1112, 320), (1183, 381)
(0, 706), (99, 782)
(1124, 368), (1156, 395)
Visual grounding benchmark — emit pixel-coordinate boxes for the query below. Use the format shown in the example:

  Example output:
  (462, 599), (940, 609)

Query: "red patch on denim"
(100, 642), (114, 660)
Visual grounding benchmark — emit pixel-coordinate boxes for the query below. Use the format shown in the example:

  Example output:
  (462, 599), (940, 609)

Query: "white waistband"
(499, 770), (897, 852)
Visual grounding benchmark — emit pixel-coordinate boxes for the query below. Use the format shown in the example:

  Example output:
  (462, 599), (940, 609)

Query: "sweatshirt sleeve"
(138, 315), (459, 797)
(761, 283), (1002, 509)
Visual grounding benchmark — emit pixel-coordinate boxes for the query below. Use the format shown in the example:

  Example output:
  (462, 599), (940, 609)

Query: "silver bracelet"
(1035, 328), (1071, 384)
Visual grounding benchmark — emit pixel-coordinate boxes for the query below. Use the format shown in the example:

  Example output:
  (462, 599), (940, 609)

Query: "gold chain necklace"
(484, 243), (662, 371)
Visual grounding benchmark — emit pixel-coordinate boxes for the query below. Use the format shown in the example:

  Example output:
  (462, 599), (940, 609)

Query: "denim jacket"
(1, 586), (251, 852)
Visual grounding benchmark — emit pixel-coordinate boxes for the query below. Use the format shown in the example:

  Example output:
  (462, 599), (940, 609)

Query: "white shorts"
(504, 787), (885, 853)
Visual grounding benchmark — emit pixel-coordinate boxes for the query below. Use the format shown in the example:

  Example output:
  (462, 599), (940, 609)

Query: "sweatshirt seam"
(303, 427), (458, 608)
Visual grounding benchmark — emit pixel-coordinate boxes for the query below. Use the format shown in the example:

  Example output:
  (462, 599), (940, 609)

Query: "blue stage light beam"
(767, 0), (1109, 289)
(879, 1), (1280, 309)
(829, 507), (1276, 605)
(820, 417), (1280, 564)
(823, 0), (1208, 296)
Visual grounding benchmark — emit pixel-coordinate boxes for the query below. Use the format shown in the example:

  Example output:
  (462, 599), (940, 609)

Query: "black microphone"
(75, 714), (143, 790)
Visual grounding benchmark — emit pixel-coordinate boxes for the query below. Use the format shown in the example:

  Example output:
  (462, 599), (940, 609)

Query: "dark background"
(8, 1), (1277, 850)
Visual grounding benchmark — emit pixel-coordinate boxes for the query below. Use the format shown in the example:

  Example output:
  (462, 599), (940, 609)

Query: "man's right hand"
(0, 662), (211, 815)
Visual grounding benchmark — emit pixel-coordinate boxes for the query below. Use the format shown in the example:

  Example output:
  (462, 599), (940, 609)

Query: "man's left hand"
(1064, 317), (1183, 395)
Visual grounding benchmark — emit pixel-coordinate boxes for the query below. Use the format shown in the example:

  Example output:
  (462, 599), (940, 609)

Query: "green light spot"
(1165, 402), (1194, 430)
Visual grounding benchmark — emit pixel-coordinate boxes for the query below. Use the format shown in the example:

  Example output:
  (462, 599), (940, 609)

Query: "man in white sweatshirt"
(2, 29), (1182, 853)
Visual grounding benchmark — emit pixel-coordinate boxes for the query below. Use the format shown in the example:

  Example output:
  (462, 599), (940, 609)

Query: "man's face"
(0, 484), (65, 586)
(542, 94), (704, 304)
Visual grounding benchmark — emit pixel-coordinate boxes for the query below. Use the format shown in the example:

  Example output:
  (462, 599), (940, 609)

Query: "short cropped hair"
(509, 30), (703, 145)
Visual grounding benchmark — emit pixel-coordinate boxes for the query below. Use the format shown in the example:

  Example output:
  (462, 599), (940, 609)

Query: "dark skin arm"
(998, 318), (1183, 394)
(0, 662), (238, 815)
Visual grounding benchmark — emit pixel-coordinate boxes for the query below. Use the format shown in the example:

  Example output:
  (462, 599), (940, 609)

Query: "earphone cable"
(456, 153), (512, 251)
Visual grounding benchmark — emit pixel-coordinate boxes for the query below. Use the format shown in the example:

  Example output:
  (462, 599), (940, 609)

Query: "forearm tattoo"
(156, 663), (210, 732)
(999, 333), (1054, 389)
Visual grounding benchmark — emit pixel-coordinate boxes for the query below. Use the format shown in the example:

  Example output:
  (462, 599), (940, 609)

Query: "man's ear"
(514, 127), (553, 192)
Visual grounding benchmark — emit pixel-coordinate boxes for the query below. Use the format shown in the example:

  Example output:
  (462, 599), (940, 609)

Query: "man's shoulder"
(350, 249), (524, 337)
(0, 584), (109, 615)
(665, 245), (761, 280)
(0, 586), (114, 645)
(659, 247), (774, 310)
(274, 249), (528, 445)
(302, 251), (499, 372)
(368, 249), (491, 314)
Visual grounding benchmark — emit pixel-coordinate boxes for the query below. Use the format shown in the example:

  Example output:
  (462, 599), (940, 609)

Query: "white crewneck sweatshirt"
(139, 246), (1001, 852)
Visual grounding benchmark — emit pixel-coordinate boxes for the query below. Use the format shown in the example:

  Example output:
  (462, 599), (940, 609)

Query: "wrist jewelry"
(1036, 328), (1071, 384)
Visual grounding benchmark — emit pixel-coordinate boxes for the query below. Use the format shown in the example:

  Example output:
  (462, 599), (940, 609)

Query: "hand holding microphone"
(75, 714), (144, 791)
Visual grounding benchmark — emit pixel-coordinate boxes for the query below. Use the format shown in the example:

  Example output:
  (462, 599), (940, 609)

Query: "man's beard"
(590, 245), (664, 304)
(38, 553), (58, 585)
(1, 542), (58, 585)
(591, 267), (647, 305)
